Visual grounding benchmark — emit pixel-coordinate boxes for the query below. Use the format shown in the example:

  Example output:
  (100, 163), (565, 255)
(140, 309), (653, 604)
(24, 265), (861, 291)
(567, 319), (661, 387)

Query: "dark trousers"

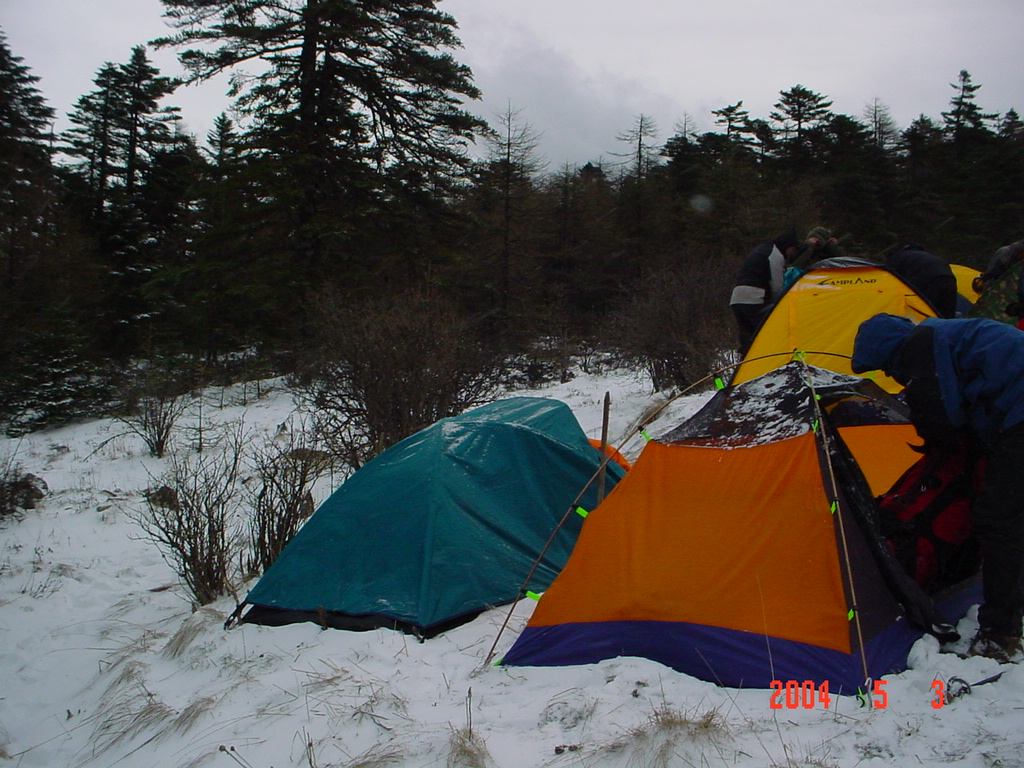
(730, 303), (766, 354)
(974, 422), (1024, 636)
(920, 274), (959, 319)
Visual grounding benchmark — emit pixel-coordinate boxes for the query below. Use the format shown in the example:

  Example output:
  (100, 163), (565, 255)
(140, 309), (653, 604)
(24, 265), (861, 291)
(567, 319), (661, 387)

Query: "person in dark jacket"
(730, 229), (800, 351)
(852, 313), (1024, 662)
(731, 228), (847, 352)
(885, 245), (958, 319)
(975, 239), (1024, 294)
(974, 239), (1024, 330)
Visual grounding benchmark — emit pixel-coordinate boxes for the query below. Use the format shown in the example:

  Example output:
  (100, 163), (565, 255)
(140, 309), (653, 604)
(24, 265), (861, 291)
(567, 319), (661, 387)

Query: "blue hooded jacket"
(853, 314), (1024, 445)
(851, 314), (916, 382)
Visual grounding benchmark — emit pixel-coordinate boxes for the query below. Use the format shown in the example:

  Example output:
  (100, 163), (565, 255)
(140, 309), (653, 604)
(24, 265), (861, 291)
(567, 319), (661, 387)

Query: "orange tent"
(504, 364), (977, 691)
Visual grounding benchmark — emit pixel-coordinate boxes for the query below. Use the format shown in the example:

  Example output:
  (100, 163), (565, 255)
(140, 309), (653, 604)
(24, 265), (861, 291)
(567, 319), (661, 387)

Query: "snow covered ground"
(1, 365), (1022, 768)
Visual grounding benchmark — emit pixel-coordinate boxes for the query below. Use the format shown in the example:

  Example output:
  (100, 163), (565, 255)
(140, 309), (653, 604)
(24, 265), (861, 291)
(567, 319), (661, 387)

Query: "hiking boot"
(966, 630), (1024, 664)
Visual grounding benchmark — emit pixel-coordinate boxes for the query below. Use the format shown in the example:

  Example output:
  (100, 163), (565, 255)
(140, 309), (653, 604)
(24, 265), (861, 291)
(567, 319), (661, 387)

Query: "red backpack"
(877, 442), (985, 594)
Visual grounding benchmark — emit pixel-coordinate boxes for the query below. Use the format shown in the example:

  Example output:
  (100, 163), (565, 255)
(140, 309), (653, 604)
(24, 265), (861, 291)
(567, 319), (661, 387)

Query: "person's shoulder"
(929, 316), (1024, 344)
(747, 240), (773, 257)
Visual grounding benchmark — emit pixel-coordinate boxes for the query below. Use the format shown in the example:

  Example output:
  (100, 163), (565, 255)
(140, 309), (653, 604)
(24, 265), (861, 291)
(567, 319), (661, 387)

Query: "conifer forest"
(2, 1), (1022, 447)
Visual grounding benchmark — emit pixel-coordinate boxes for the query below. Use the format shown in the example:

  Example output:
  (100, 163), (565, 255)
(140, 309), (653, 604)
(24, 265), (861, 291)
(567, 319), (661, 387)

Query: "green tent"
(234, 397), (625, 637)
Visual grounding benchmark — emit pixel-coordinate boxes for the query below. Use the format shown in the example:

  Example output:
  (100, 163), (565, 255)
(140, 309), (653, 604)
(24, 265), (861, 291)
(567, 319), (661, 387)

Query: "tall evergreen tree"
(711, 101), (751, 144)
(817, 114), (893, 239)
(162, 113), (268, 358)
(63, 48), (181, 217)
(0, 30), (56, 294)
(155, 0), (485, 287)
(531, 161), (622, 329)
(743, 117), (776, 161)
(662, 118), (703, 196)
(770, 84), (834, 165)
(999, 109), (1024, 140)
(119, 47), (184, 197)
(0, 32), (109, 433)
(61, 47), (191, 356)
(942, 70), (997, 155)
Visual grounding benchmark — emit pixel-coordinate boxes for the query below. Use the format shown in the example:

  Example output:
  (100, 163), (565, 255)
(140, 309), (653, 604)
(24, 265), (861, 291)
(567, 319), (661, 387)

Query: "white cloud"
(4, 0), (1022, 162)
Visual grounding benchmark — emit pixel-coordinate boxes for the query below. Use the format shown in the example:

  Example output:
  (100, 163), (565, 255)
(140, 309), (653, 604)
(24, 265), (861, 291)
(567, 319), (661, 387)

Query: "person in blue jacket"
(852, 313), (1024, 662)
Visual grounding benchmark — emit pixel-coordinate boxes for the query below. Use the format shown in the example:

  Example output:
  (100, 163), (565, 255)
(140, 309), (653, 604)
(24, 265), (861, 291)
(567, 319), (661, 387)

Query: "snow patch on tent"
(661, 365), (875, 448)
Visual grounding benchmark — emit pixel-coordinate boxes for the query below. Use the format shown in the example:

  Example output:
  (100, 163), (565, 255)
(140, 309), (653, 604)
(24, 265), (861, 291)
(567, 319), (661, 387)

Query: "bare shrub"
(1, 441), (48, 519)
(596, 703), (729, 768)
(117, 369), (192, 459)
(2, 449), (23, 519)
(132, 427), (245, 605)
(606, 261), (733, 391)
(293, 289), (503, 468)
(500, 336), (581, 389)
(244, 425), (334, 576)
(340, 746), (404, 768)
(446, 726), (493, 768)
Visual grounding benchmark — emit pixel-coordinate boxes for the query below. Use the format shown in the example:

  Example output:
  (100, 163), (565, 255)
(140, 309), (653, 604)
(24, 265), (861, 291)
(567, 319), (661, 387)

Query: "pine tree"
(0, 30), (56, 294)
(662, 118), (703, 196)
(119, 47), (183, 197)
(711, 101), (751, 143)
(999, 109), (1024, 140)
(612, 114), (665, 268)
(165, 113), (266, 358)
(0, 33), (110, 433)
(742, 117), (776, 160)
(476, 104), (544, 318)
(817, 114), (892, 239)
(63, 48), (182, 217)
(531, 161), (620, 329)
(941, 70), (997, 155)
(770, 84), (834, 165)
(61, 47), (191, 356)
(862, 98), (900, 151)
(155, 0), (486, 284)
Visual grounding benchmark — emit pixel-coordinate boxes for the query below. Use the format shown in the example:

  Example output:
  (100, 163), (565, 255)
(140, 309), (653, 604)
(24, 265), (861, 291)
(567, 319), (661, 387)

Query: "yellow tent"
(951, 263), (981, 304)
(731, 262), (938, 392)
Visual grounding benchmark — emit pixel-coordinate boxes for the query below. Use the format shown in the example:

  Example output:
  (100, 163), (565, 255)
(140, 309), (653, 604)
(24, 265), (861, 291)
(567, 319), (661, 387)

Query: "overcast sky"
(4, 0), (1023, 166)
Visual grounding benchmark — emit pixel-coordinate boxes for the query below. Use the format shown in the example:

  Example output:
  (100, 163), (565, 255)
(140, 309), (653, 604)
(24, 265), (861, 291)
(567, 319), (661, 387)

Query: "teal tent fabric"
(238, 397), (624, 636)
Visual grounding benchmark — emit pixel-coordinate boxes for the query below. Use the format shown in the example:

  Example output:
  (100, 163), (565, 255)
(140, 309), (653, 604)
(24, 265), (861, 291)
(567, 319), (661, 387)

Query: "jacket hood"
(773, 228), (800, 253)
(851, 314), (916, 375)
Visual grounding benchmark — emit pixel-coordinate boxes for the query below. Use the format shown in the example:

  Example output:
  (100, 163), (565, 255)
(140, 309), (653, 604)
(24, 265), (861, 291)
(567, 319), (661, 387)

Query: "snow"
(1, 365), (1022, 768)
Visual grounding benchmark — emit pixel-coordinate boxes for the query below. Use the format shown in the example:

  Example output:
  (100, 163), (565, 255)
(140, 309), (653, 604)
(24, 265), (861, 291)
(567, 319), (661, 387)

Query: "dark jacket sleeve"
(898, 327), (963, 450)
